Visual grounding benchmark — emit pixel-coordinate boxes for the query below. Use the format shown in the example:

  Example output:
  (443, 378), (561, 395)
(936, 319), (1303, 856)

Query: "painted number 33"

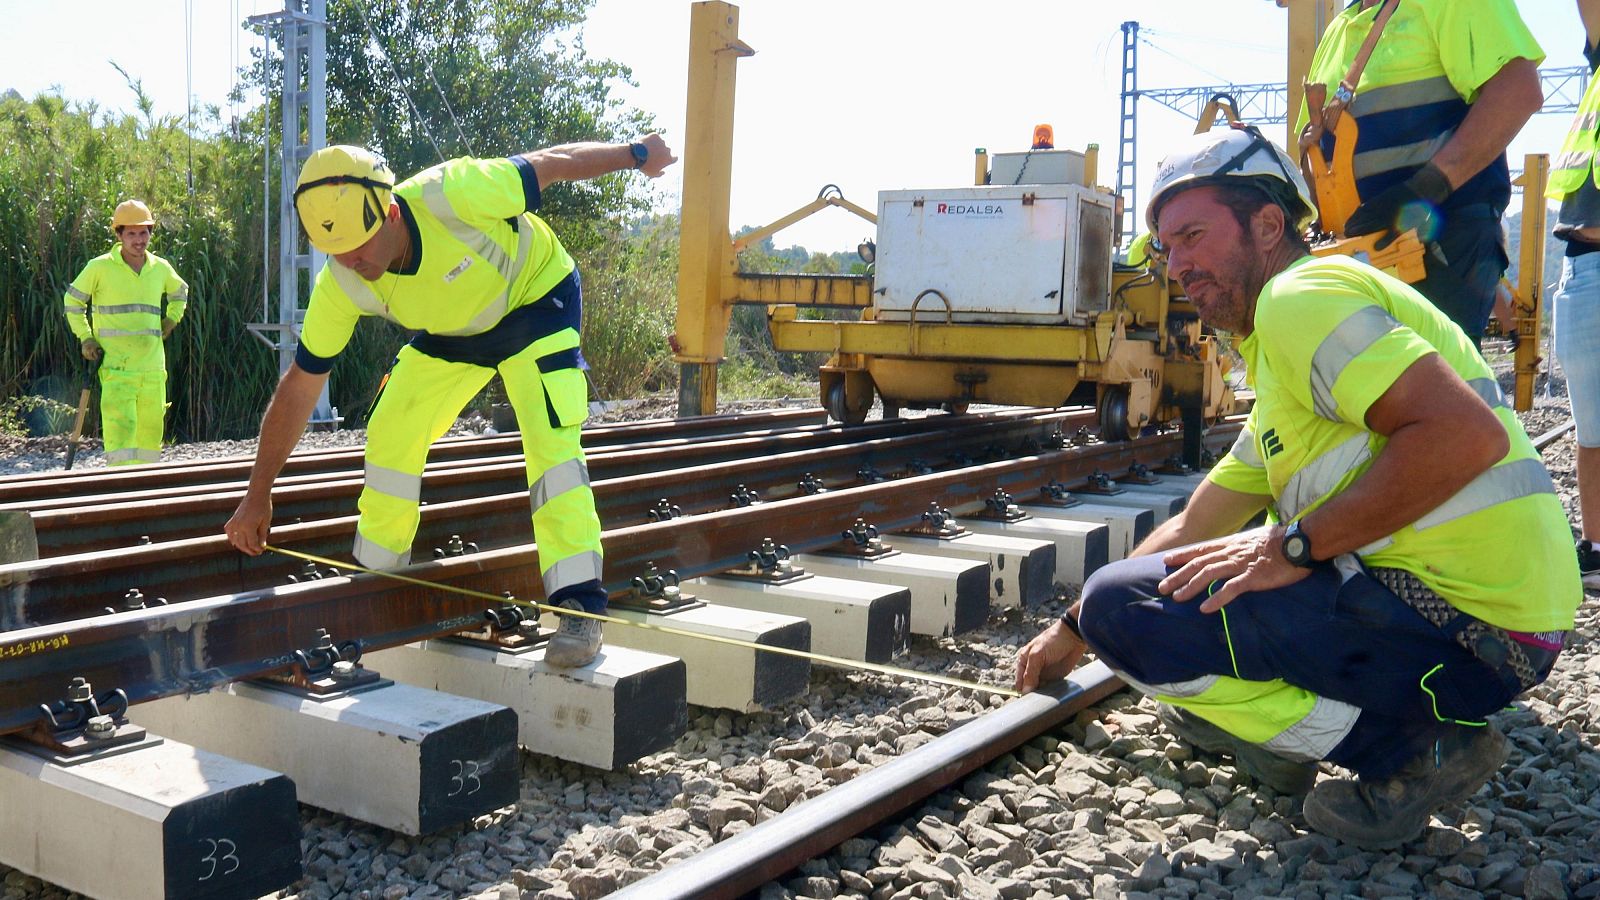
(449, 759), (484, 797)
(199, 837), (240, 881)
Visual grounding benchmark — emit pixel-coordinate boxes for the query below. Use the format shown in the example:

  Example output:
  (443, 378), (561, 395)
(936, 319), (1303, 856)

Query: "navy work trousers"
(1078, 553), (1549, 779)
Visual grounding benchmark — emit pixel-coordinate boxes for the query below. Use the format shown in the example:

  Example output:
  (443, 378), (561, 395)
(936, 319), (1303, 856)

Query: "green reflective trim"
(1215, 586), (1242, 679)
(1418, 664), (1487, 726)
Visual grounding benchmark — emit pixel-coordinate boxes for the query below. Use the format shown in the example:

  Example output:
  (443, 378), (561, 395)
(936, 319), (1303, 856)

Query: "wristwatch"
(629, 141), (649, 170)
(1281, 520), (1315, 568)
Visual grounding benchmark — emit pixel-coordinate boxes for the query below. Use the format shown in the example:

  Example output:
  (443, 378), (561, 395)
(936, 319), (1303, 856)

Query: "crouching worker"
(1014, 126), (1579, 848)
(225, 136), (675, 667)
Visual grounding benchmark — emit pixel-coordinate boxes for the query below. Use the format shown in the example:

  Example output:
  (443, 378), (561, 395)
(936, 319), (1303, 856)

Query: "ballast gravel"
(2, 377), (1598, 900)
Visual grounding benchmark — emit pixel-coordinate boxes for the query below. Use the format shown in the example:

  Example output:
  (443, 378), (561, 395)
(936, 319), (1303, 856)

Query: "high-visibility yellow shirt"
(1207, 255), (1579, 633)
(1292, 0), (1542, 211)
(63, 246), (189, 342)
(299, 156), (575, 361)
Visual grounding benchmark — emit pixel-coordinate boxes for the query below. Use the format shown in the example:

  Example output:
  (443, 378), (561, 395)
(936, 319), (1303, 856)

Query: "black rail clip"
(647, 498), (683, 522)
(899, 502), (966, 540)
(1153, 455), (1193, 477)
(819, 518), (896, 560)
(286, 560), (342, 584)
(1074, 470), (1125, 496)
(433, 534), (479, 559)
(259, 628), (387, 697)
(729, 485), (763, 508)
(1037, 480), (1083, 508)
(1115, 462), (1162, 485)
(16, 676), (151, 762)
(722, 537), (808, 584)
(106, 587), (168, 615)
(798, 473), (828, 496)
(618, 562), (701, 613)
(974, 489), (1027, 522)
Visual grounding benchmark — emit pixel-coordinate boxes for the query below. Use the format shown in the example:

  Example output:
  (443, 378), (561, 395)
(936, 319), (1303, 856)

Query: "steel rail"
(25, 409), (1099, 555)
(0, 410), (1144, 627)
(1533, 418), (1577, 453)
(608, 663), (1124, 900)
(1, 409), (1049, 515)
(0, 407), (829, 504)
(0, 426), (1238, 734)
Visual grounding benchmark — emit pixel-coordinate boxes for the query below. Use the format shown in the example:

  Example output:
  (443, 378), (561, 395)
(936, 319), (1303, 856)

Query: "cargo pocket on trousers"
(539, 366), (589, 429)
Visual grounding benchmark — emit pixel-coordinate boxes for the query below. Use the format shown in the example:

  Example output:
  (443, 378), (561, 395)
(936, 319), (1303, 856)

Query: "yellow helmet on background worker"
(111, 199), (155, 233)
(293, 145), (395, 254)
(1144, 124), (1316, 236)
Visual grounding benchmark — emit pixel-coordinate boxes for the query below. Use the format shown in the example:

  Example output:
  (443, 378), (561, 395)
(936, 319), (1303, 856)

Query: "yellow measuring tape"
(265, 545), (1020, 699)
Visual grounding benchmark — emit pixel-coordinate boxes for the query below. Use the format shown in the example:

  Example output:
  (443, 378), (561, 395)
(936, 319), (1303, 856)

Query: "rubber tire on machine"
(825, 380), (870, 426)
(1098, 385), (1131, 442)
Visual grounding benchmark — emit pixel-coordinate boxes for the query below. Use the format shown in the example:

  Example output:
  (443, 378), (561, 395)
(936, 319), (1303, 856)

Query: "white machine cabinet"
(873, 184), (1116, 325)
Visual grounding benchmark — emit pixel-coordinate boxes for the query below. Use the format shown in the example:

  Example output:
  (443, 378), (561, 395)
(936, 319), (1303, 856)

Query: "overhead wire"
(185, 0), (196, 194)
(349, 0), (447, 164)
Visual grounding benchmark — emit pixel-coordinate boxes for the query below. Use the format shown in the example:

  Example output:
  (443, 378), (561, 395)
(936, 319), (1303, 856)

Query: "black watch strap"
(629, 141), (649, 170)
(1061, 612), (1085, 643)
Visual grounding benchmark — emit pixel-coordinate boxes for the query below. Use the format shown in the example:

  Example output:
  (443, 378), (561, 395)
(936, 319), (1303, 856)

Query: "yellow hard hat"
(111, 199), (155, 232)
(293, 145), (394, 254)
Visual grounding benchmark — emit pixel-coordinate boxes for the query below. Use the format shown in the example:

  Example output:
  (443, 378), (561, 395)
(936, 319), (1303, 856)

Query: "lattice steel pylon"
(1115, 21), (1139, 250)
(246, 0), (337, 425)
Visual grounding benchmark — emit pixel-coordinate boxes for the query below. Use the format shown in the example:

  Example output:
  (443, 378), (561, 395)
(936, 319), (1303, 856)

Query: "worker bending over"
(225, 136), (675, 668)
(1298, 0), (1543, 343)
(1015, 126), (1579, 849)
(63, 199), (189, 465)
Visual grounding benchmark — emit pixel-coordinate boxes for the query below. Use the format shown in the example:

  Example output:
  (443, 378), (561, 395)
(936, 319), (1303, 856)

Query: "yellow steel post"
(1083, 143), (1099, 188)
(1285, 0), (1339, 148)
(974, 148), (988, 186)
(675, 1), (753, 416)
(1514, 153), (1549, 412)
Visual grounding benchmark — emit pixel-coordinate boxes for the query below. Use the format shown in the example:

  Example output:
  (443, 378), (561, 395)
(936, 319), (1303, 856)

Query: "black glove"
(1342, 162), (1452, 244)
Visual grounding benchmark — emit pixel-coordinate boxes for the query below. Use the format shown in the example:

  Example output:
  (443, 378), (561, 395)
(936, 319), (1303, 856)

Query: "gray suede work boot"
(544, 599), (603, 668)
(1158, 703), (1319, 795)
(1303, 723), (1508, 849)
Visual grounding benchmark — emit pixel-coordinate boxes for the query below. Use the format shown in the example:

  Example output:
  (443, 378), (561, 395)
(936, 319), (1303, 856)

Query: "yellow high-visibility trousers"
(98, 335), (166, 466)
(353, 333), (602, 603)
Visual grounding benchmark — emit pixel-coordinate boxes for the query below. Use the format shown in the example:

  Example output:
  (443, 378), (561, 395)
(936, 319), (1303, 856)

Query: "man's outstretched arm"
(520, 133), (677, 184)
(224, 363), (330, 555)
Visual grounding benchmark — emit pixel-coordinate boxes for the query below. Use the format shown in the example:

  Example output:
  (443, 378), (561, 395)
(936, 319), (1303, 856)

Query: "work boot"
(1303, 723), (1508, 849)
(1158, 703), (1318, 795)
(544, 599), (603, 668)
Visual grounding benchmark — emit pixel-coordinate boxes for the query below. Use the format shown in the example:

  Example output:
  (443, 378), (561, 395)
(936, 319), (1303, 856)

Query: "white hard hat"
(1145, 124), (1317, 236)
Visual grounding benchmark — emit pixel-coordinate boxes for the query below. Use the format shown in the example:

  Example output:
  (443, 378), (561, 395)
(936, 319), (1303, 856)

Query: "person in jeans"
(1548, 0), (1600, 588)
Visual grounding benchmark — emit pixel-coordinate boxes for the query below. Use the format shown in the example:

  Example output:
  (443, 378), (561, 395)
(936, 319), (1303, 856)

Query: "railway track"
(0, 407), (1233, 899)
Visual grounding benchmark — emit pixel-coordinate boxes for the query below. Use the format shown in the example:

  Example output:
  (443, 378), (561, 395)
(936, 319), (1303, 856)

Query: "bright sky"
(0, 1), (1581, 253)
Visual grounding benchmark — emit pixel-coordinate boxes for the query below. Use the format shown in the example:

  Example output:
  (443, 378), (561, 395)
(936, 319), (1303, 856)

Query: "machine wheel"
(825, 380), (869, 426)
(942, 401), (969, 415)
(1098, 386), (1131, 442)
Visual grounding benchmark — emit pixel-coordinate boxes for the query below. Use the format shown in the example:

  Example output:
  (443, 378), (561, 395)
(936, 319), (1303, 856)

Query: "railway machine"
(672, 2), (1232, 466)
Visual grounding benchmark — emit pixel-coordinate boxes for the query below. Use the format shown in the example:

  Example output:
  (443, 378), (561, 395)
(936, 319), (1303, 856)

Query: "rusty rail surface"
(0, 407), (828, 504)
(24, 409), (1099, 555)
(0, 425), (1237, 735)
(0, 409), (1107, 626)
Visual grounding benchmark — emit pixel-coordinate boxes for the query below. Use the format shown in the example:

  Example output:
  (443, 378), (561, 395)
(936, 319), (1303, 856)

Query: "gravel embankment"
(2, 376), (1597, 900)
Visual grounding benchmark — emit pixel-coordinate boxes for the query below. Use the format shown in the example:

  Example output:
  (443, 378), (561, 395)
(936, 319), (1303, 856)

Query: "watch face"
(631, 143), (649, 168)
(1285, 533), (1309, 564)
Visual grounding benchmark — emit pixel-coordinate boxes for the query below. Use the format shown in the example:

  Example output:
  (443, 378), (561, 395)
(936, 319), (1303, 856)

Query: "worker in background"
(1015, 126), (1579, 849)
(224, 136), (676, 668)
(1548, 0), (1600, 589)
(1297, 0), (1544, 344)
(62, 199), (189, 466)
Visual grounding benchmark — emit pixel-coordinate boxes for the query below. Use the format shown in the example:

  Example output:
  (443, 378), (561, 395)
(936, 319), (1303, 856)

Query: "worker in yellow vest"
(225, 137), (675, 668)
(62, 200), (189, 465)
